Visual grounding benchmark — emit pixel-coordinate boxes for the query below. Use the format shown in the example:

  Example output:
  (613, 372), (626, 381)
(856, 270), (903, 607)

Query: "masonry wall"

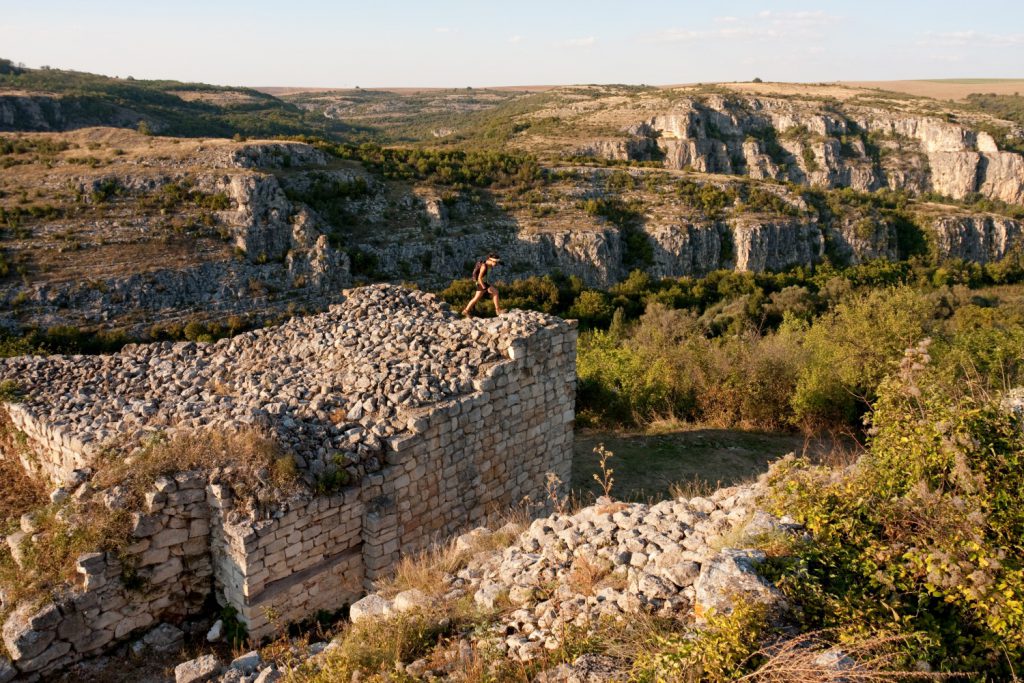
(3, 403), (95, 483)
(1, 317), (577, 671)
(1, 471), (213, 678)
(362, 321), (577, 585)
(211, 487), (365, 637)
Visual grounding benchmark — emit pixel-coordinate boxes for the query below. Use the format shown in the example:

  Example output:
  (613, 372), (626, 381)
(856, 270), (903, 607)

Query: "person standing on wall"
(462, 253), (505, 317)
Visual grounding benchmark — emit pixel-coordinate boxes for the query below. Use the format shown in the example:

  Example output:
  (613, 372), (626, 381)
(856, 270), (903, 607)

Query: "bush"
(791, 287), (933, 430)
(768, 347), (1024, 674)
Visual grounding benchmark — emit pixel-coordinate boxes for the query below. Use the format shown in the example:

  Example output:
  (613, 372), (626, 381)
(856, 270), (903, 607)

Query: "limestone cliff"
(585, 94), (1024, 206)
(930, 214), (1024, 263)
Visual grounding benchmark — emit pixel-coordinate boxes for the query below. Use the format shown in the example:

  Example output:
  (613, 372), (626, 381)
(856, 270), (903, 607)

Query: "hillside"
(4, 63), (1024, 681)
(0, 63), (363, 140)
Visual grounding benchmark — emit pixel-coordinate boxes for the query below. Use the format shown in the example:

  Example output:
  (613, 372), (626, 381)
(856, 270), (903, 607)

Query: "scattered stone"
(694, 549), (784, 620)
(141, 622), (184, 653)
(349, 594), (392, 624)
(205, 619), (224, 643)
(230, 650), (261, 673)
(174, 653), (223, 683)
(254, 666), (282, 683)
(392, 589), (430, 614)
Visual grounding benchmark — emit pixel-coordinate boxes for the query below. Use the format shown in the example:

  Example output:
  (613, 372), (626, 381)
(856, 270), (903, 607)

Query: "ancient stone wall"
(0, 286), (577, 675)
(2, 471), (213, 677)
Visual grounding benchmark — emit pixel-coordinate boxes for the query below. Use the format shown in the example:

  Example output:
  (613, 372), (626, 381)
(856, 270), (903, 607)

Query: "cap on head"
(486, 253), (502, 264)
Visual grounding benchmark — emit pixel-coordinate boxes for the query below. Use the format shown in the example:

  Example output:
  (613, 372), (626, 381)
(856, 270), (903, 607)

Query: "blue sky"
(2, 1), (1022, 87)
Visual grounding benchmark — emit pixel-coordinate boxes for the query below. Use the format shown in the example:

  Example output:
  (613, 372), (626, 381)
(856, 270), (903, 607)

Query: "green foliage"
(791, 287), (934, 429)
(567, 290), (613, 328)
(736, 185), (801, 217)
(0, 65), (365, 139)
(282, 172), (369, 243)
(89, 178), (124, 204)
(963, 93), (1024, 154)
(632, 602), (768, 681)
(219, 605), (249, 648)
(0, 379), (22, 401)
(140, 179), (230, 214)
(579, 197), (653, 269)
(316, 142), (542, 190)
(0, 58), (24, 75)
(675, 179), (736, 218)
(769, 350), (1024, 675)
(801, 144), (820, 172)
(576, 304), (806, 430)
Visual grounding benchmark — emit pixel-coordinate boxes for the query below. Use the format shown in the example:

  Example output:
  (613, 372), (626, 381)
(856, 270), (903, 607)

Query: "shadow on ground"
(572, 428), (840, 504)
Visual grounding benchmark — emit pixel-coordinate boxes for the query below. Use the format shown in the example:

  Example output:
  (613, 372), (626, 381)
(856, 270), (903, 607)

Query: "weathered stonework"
(0, 285), (576, 677)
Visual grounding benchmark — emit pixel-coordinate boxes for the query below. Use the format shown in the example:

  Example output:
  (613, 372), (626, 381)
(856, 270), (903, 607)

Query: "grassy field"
(571, 428), (840, 503)
(844, 78), (1024, 100)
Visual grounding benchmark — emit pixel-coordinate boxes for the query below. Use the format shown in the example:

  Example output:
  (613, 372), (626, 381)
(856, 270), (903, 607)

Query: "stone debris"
(206, 619), (224, 643)
(0, 284), (559, 487)
(134, 622), (185, 654)
(338, 473), (795, 669)
(175, 653), (224, 683)
(263, 472), (800, 681)
(229, 650), (262, 673)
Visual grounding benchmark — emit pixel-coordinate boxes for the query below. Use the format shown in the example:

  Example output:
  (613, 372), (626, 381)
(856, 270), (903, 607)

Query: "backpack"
(471, 260), (484, 281)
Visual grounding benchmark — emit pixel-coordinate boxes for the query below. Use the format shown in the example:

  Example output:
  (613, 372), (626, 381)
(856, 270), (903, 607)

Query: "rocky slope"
(152, 468), (820, 682)
(0, 129), (352, 333)
(2, 121), (1023, 335)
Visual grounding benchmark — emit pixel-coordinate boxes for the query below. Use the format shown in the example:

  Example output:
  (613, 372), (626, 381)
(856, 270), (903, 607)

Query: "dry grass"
(376, 542), (467, 600)
(566, 556), (613, 597)
(0, 417), (48, 524)
(377, 506), (532, 600)
(91, 428), (299, 508)
(844, 79), (1024, 101)
(738, 631), (966, 682)
(0, 500), (132, 612)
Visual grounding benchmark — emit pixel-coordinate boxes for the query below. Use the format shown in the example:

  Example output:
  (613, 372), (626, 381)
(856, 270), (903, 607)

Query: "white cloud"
(560, 36), (596, 48)
(917, 30), (1024, 47)
(508, 35), (523, 44)
(647, 9), (839, 44)
(434, 27), (456, 34)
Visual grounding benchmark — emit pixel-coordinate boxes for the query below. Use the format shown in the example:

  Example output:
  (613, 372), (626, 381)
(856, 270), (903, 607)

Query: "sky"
(2, 1), (1023, 88)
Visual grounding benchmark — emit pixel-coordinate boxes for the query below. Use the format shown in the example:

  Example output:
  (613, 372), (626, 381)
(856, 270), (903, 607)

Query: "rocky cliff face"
(0, 94), (62, 130)
(599, 95), (1024, 206)
(930, 214), (1024, 263)
(3, 129), (1022, 334)
(0, 134), (351, 332)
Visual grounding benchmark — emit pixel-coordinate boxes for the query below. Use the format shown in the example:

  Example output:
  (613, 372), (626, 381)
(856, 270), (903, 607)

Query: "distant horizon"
(6, 60), (1024, 93)
(3, 1), (1023, 89)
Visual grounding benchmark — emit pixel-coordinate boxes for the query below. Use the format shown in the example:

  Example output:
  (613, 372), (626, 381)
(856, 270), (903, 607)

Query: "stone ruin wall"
(0, 294), (576, 678)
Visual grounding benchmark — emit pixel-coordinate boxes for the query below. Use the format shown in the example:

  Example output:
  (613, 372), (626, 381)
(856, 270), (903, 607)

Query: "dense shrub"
(768, 347), (1024, 675)
(791, 287), (934, 430)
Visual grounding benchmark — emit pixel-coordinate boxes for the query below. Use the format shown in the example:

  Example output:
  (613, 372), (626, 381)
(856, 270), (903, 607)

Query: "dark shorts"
(476, 282), (492, 292)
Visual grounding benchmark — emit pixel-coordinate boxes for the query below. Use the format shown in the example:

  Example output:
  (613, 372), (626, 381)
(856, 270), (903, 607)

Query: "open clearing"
(572, 428), (840, 503)
(844, 79), (1024, 100)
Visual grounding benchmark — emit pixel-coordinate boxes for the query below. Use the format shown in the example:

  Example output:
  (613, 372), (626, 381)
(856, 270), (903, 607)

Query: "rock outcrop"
(931, 214), (1024, 263)
(592, 94), (1024, 206)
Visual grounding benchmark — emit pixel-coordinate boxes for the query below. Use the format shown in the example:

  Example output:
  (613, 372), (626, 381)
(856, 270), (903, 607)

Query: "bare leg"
(463, 290), (485, 315)
(490, 287), (505, 315)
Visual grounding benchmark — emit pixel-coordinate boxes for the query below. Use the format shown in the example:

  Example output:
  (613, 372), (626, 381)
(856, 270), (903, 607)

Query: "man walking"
(462, 253), (505, 316)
